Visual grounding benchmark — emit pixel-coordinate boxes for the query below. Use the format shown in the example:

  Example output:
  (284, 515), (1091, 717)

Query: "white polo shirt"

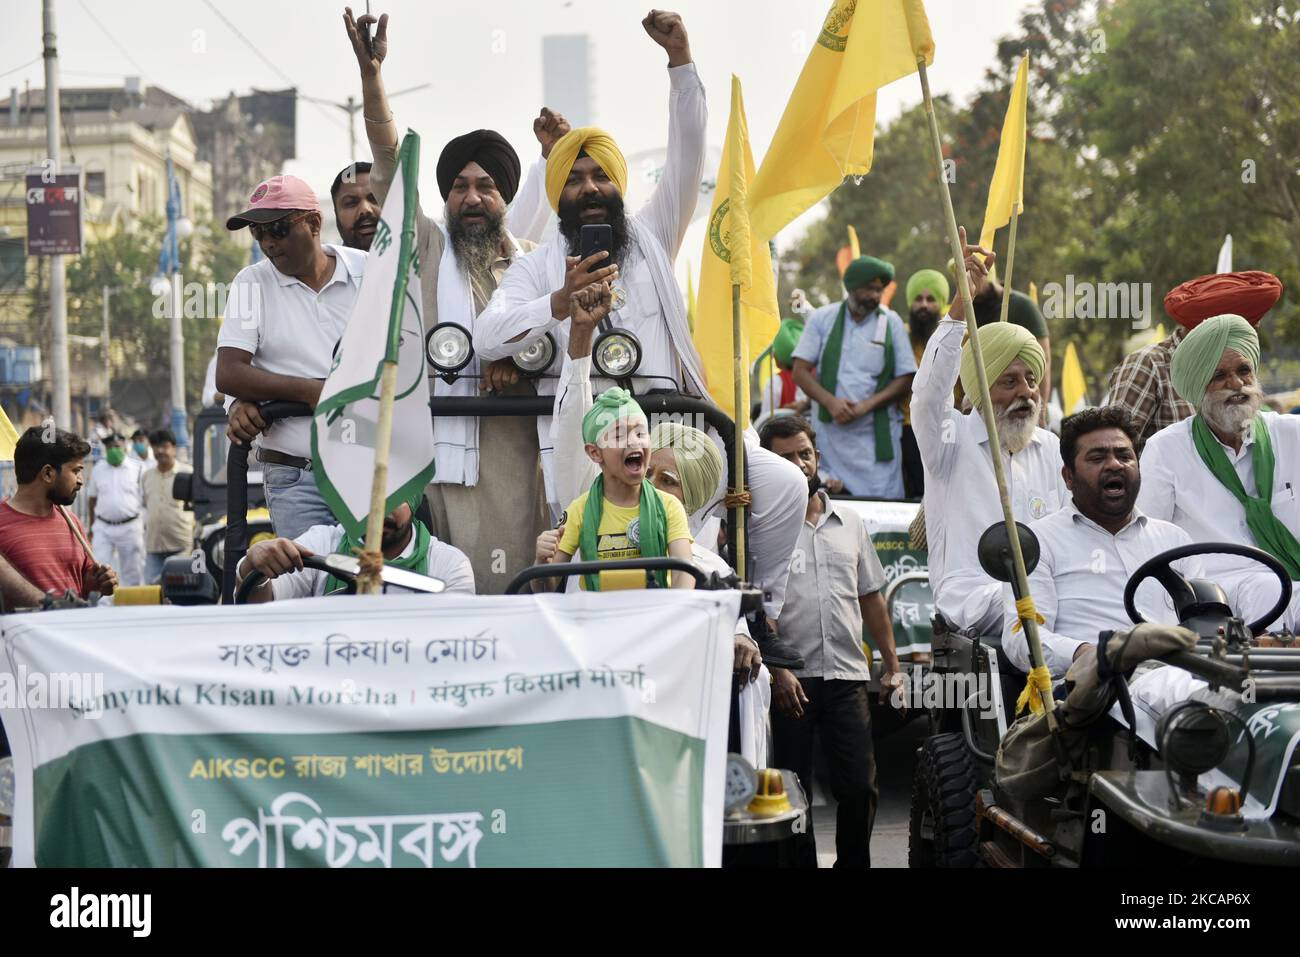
(86, 458), (145, 523)
(260, 523), (476, 600)
(218, 244), (367, 458)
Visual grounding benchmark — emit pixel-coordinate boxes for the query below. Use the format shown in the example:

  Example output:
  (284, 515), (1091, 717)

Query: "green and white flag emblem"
(313, 131), (434, 536)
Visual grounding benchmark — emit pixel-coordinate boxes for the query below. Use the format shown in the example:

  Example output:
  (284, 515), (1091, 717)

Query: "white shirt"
(1137, 412), (1300, 583)
(911, 318), (1069, 633)
(86, 458), (145, 523)
(217, 244), (367, 458)
(258, 523), (476, 600)
(1002, 504), (1200, 676)
(473, 62), (708, 513)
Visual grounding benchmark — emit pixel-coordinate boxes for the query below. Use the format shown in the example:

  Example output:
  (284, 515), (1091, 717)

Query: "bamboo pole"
(731, 282), (747, 581)
(917, 59), (1054, 718)
(997, 207), (1019, 324)
(357, 360), (399, 595)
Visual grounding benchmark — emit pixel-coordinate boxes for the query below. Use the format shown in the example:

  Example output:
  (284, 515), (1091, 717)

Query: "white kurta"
(474, 62), (709, 515)
(1001, 505), (1202, 676)
(911, 318), (1069, 635)
(1137, 412), (1300, 632)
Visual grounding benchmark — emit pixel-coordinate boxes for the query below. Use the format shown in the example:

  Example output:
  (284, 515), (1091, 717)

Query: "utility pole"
(43, 0), (70, 429)
(101, 285), (112, 407)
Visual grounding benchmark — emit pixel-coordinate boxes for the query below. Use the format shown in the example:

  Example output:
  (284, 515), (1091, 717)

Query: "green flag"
(312, 131), (434, 537)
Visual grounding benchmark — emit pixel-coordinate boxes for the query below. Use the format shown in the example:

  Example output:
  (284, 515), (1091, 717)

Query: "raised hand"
(948, 226), (995, 321)
(533, 107), (571, 159)
(552, 253), (618, 320)
(571, 280), (613, 329)
(641, 9), (691, 66)
(343, 7), (389, 77)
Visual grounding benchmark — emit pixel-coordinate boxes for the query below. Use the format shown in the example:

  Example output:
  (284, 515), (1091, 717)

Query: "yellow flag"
(979, 53), (1029, 251)
(694, 76), (779, 419)
(0, 404), (18, 461)
(847, 224), (861, 259)
(749, 0), (935, 242)
(1062, 342), (1087, 414)
(1028, 280), (1038, 304)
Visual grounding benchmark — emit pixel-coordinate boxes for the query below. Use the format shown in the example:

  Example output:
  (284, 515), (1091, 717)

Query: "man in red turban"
(1108, 271), (1282, 444)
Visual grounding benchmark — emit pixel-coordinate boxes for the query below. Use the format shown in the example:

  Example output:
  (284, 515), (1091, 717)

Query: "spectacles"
(250, 212), (310, 241)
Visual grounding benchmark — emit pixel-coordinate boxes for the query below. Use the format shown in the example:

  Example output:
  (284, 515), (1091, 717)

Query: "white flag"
(312, 131), (434, 537)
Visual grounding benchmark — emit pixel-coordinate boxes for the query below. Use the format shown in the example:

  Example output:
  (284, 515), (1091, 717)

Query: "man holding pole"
(912, 233), (1067, 636)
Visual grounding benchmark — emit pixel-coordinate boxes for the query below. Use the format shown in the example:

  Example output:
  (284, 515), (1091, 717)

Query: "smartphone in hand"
(579, 224), (614, 272)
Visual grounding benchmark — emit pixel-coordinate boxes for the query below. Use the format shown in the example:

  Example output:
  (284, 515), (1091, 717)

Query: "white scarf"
(430, 224), (522, 486)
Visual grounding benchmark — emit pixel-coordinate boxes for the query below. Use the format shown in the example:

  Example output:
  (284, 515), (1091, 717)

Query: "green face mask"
(105, 446), (125, 466)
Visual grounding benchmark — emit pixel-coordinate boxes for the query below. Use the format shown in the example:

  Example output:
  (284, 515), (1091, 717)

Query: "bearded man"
(900, 268), (949, 498)
(472, 10), (709, 516)
(345, 8), (563, 593)
(1137, 313), (1300, 632)
(911, 235), (1068, 635)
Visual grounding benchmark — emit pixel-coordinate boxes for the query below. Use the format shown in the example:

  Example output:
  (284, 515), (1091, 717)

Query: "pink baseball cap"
(225, 174), (321, 230)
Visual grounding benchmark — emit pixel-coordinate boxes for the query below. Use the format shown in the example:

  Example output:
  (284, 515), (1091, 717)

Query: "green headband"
(582, 387), (647, 445)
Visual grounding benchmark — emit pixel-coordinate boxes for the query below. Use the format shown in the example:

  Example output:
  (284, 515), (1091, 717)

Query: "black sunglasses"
(250, 211), (310, 241)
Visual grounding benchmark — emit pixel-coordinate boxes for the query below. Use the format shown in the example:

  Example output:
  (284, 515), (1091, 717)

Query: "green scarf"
(325, 520), (432, 595)
(817, 301), (895, 461)
(578, 475), (669, 591)
(1192, 414), (1300, 579)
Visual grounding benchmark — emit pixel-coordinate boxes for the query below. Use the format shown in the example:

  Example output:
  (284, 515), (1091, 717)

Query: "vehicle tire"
(908, 731), (978, 867)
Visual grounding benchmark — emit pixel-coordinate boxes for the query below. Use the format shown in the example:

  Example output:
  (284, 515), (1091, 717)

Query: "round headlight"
(1157, 702), (1232, 777)
(512, 333), (556, 376)
(593, 329), (642, 379)
(425, 322), (473, 374)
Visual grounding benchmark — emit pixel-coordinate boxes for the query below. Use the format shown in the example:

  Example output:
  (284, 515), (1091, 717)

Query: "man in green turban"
(948, 257), (1052, 418)
(901, 269), (950, 497)
(791, 255), (917, 498)
(912, 238), (1068, 635)
(1138, 313), (1300, 632)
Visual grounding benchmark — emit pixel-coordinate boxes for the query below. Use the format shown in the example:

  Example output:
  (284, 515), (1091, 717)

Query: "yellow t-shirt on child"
(557, 487), (692, 590)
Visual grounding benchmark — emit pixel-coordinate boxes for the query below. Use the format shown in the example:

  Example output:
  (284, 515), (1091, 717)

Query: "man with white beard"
(911, 232), (1068, 635)
(1137, 313), (1300, 632)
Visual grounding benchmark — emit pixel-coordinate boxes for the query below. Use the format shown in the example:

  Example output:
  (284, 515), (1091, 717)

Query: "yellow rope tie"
(723, 489), (753, 509)
(1016, 665), (1054, 716)
(1010, 595), (1045, 633)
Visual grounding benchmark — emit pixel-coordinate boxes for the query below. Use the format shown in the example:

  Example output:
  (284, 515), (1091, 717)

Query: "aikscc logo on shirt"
(626, 518), (641, 547)
(1029, 496), (1049, 519)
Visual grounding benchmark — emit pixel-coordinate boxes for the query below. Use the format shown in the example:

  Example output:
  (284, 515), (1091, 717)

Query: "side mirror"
(172, 472), (193, 504)
(976, 521), (1040, 583)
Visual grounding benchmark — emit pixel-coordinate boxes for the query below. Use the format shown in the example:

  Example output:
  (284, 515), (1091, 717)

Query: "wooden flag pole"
(997, 207), (1020, 324)
(917, 59), (1055, 718)
(731, 282), (747, 581)
(358, 359), (399, 595)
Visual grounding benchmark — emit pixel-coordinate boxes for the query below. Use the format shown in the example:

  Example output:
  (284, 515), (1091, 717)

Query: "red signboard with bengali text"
(25, 170), (83, 255)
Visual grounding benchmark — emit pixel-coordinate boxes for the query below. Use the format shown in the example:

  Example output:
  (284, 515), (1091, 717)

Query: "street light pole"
(43, 0), (70, 430)
(101, 285), (112, 407)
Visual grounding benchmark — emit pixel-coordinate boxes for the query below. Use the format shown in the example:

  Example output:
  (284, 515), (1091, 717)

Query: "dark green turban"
(843, 255), (894, 292)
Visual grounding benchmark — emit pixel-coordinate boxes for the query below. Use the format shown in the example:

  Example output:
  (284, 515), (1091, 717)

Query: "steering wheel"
(235, 555), (353, 604)
(1123, 541), (1292, 635)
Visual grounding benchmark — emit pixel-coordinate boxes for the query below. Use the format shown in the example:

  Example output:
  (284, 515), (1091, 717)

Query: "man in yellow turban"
(901, 268), (950, 497)
(1139, 313), (1300, 632)
(475, 10), (710, 520)
(911, 233), (1068, 635)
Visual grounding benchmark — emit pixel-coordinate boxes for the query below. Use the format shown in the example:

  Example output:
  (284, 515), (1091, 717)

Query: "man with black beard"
(473, 10), (710, 517)
(900, 268), (949, 497)
(330, 161), (381, 250)
(345, 7), (563, 593)
(1001, 407), (1201, 677)
(1138, 313), (1300, 634)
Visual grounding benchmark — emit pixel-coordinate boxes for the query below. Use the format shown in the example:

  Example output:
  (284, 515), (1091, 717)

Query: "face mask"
(133, 441), (149, 457)
(106, 447), (125, 466)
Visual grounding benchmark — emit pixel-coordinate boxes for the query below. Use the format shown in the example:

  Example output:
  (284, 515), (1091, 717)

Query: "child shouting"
(547, 387), (694, 591)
